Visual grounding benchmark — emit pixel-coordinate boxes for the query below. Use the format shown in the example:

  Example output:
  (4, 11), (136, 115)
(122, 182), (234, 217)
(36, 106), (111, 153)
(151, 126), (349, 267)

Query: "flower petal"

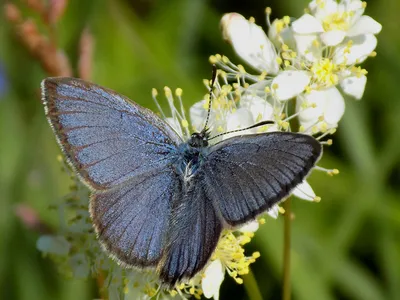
(202, 260), (225, 300)
(341, 0), (365, 19)
(297, 87), (345, 130)
(292, 180), (316, 201)
(316, 87), (345, 126)
(189, 100), (207, 131)
(340, 75), (367, 99)
(241, 93), (275, 121)
(333, 34), (377, 65)
(268, 19), (296, 50)
(267, 205), (279, 219)
(347, 15), (382, 36)
(296, 95), (320, 130)
(225, 107), (255, 139)
(320, 30), (346, 46)
(292, 14), (324, 34)
(293, 34), (322, 62)
(239, 220), (259, 233)
(272, 71), (311, 101)
(165, 117), (184, 138)
(309, 0), (339, 20)
(221, 13), (279, 74)
(226, 107), (254, 130)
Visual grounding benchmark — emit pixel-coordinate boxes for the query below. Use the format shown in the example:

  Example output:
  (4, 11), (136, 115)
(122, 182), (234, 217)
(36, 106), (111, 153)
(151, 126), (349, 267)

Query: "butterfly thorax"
(175, 130), (210, 178)
(187, 130), (210, 148)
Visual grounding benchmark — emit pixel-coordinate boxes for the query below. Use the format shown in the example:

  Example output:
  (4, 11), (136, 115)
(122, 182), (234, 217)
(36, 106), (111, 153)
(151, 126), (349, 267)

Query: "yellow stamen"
(314, 196), (321, 203)
(164, 86), (172, 97)
(175, 88), (183, 96)
(283, 16), (290, 25)
(181, 119), (189, 128)
(209, 55), (218, 64)
(311, 58), (339, 88)
(322, 12), (349, 31)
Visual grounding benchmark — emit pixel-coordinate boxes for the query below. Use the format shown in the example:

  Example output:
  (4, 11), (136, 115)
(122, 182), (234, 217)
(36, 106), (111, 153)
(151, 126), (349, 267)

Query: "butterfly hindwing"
(90, 166), (181, 267)
(158, 172), (222, 286)
(203, 132), (322, 226)
(42, 77), (181, 190)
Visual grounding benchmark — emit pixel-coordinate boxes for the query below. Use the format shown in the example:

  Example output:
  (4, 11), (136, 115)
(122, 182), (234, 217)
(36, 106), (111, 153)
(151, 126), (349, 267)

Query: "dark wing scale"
(203, 132), (322, 226)
(90, 166), (180, 267)
(158, 173), (222, 286)
(41, 77), (181, 190)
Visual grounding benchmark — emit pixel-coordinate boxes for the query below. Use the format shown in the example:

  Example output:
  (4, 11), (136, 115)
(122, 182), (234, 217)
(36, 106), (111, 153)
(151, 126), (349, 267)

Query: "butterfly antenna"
(202, 64), (217, 133)
(208, 120), (275, 141)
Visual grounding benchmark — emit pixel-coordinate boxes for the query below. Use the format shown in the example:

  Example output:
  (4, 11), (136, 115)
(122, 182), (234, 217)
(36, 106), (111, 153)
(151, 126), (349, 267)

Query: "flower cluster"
(218, 0), (381, 132)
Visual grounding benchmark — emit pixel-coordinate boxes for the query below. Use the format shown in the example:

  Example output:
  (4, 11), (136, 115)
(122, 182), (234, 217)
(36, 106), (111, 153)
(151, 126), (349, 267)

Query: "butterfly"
(41, 76), (322, 286)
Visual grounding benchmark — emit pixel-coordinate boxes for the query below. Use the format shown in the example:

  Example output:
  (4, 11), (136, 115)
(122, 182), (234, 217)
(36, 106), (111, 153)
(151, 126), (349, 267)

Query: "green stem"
(243, 268), (263, 300)
(282, 198), (292, 300)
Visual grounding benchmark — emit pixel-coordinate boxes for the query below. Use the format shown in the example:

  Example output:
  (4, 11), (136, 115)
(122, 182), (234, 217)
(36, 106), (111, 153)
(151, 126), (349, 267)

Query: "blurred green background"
(1, 0), (399, 299)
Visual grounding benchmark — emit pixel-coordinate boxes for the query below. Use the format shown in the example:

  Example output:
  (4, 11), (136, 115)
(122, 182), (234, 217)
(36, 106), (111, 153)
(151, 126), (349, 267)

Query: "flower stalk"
(282, 198), (292, 300)
(243, 269), (263, 300)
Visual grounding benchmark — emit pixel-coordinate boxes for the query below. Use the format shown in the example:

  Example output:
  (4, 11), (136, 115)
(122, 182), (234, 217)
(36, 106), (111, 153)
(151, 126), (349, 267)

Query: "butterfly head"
(188, 129), (210, 148)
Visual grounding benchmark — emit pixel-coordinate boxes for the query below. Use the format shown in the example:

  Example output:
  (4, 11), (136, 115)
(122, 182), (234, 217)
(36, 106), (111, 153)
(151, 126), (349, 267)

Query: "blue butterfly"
(41, 77), (322, 286)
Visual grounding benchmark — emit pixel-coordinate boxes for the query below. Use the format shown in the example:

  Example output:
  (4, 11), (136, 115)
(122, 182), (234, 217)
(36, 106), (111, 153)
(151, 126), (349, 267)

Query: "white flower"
(291, 0), (381, 89)
(297, 87), (345, 131)
(202, 260), (225, 300)
(293, 0), (381, 47)
(289, 50), (369, 131)
(217, 4), (379, 133)
(288, 1), (379, 131)
(221, 13), (279, 74)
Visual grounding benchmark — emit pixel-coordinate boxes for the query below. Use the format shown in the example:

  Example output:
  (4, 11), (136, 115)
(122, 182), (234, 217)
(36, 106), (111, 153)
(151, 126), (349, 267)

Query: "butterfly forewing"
(203, 132), (322, 226)
(42, 77), (182, 190)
